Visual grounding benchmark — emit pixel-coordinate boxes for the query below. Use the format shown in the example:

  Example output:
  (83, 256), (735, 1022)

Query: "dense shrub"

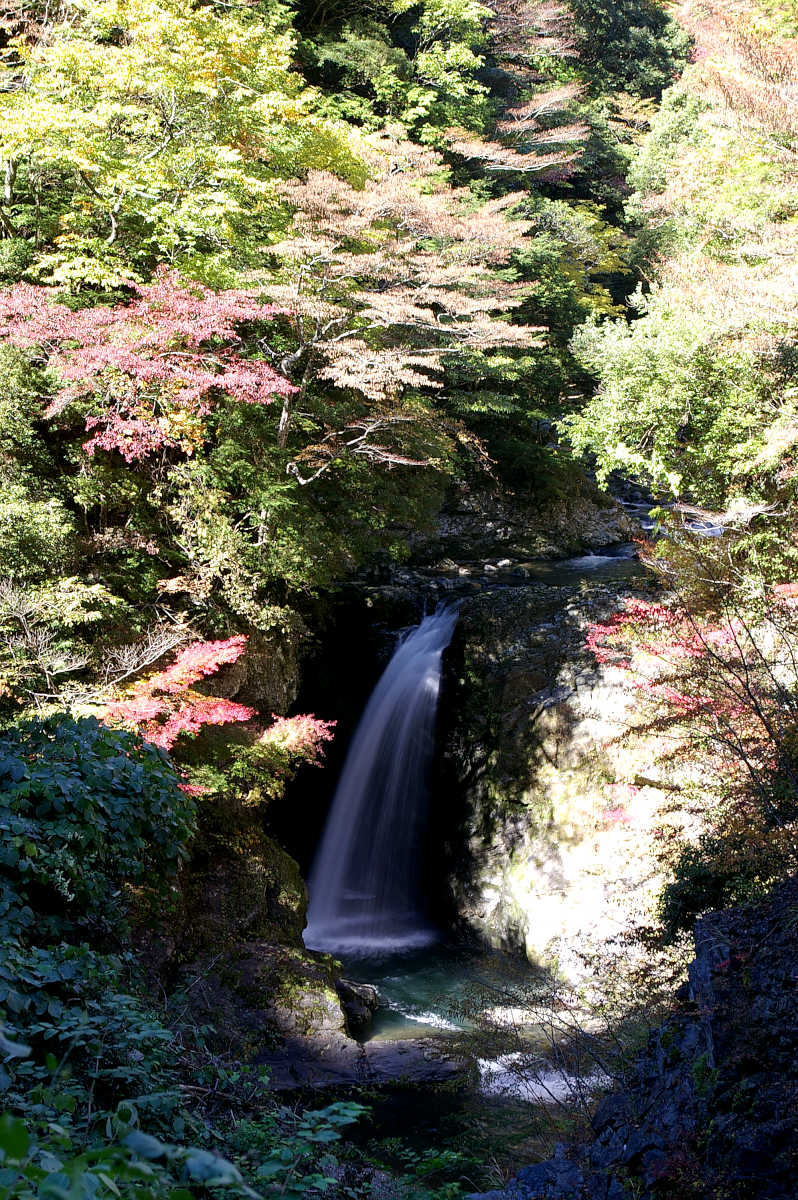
(656, 834), (774, 941)
(0, 715), (196, 939)
(0, 483), (75, 582)
(0, 239), (32, 283)
(570, 0), (691, 98)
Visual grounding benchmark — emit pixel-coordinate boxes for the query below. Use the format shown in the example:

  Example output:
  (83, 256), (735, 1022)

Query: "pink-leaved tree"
(585, 593), (798, 919)
(103, 635), (256, 750)
(0, 270), (294, 462)
(103, 636), (335, 778)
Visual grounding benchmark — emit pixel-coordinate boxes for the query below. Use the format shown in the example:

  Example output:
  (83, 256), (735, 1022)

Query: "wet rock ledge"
(473, 877), (798, 1200)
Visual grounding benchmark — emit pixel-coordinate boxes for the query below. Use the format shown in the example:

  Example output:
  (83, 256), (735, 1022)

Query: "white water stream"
(304, 604), (458, 955)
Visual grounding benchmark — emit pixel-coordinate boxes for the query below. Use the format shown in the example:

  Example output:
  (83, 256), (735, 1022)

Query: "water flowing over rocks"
(154, 486), (666, 1087)
(306, 606), (457, 954)
(470, 877), (798, 1200)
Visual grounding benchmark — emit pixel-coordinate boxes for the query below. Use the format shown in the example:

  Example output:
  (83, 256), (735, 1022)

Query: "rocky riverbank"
(472, 877), (798, 1200)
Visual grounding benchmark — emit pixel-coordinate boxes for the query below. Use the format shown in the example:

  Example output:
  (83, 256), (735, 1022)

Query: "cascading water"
(304, 604), (458, 955)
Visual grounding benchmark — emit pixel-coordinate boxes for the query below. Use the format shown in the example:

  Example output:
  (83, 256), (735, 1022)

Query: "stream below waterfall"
(337, 942), (543, 1042)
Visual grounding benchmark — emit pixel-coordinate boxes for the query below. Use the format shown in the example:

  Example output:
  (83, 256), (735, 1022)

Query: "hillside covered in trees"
(0, 0), (796, 1195)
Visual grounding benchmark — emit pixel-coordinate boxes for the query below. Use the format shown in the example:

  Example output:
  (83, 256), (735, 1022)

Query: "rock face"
(258, 1033), (465, 1090)
(180, 832), (309, 953)
(207, 618), (307, 712)
(164, 822), (357, 1063)
(336, 978), (380, 1037)
(413, 483), (635, 565)
(437, 579), (693, 976)
(472, 878), (798, 1200)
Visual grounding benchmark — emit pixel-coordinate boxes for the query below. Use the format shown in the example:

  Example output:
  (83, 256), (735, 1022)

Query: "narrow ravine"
(4, 0), (796, 1194)
(297, 541), (651, 1098)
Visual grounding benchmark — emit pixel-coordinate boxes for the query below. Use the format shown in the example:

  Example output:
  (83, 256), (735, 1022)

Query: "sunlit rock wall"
(439, 582), (698, 979)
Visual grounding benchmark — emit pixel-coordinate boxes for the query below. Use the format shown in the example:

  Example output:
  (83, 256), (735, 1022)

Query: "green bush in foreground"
(0, 715), (378, 1200)
(0, 715), (196, 940)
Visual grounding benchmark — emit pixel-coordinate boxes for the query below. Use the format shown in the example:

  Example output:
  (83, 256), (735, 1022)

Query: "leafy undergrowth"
(0, 712), (481, 1200)
(0, 708), (634, 1200)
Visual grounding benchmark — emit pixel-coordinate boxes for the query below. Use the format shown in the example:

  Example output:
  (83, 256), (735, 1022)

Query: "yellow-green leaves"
(0, 0), (363, 283)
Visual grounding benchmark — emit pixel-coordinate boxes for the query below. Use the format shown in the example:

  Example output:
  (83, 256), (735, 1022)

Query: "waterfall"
(304, 604), (458, 955)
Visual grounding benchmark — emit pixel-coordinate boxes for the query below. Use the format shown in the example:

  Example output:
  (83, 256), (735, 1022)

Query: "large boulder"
(180, 833), (309, 953)
(438, 580), (694, 977)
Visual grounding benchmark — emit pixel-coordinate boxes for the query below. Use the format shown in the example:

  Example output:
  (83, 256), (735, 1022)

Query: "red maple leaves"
(585, 599), (705, 670)
(103, 636), (337, 764)
(104, 636), (256, 750)
(0, 271), (295, 462)
(585, 598), (749, 716)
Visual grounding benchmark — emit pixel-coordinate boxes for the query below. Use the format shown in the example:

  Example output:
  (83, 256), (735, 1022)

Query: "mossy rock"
(179, 834), (308, 958)
(438, 579), (659, 966)
(170, 940), (348, 1059)
(202, 622), (307, 712)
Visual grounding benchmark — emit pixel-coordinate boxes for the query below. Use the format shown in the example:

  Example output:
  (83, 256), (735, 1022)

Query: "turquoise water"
(338, 941), (544, 1042)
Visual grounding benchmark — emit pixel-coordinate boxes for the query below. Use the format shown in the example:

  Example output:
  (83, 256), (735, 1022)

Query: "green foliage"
(515, 197), (632, 334)
(757, 0), (798, 36)
(0, 347), (55, 485)
(0, 715), (195, 938)
(657, 834), (774, 943)
(626, 86), (706, 206)
(565, 290), (797, 509)
(214, 742), (313, 808)
(0, 0), (363, 282)
(0, 1020), (367, 1200)
(365, 1137), (472, 1196)
(628, 84), (798, 267)
(167, 399), (448, 598)
(566, 45), (798, 590)
(0, 576), (135, 708)
(231, 1101), (366, 1198)
(300, 0), (491, 142)
(0, 1100), (368, 1200)
(570, 0), (691, 99)
(0, 714), (199, 1199)
(0, 1121), (239, 1200)
(0, 483), (75, 583)
(0, 239), (32, 283)
(0, 707), (370, 1200)
(0, 0), (701, 651)
(0, 947), (180, 1128)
